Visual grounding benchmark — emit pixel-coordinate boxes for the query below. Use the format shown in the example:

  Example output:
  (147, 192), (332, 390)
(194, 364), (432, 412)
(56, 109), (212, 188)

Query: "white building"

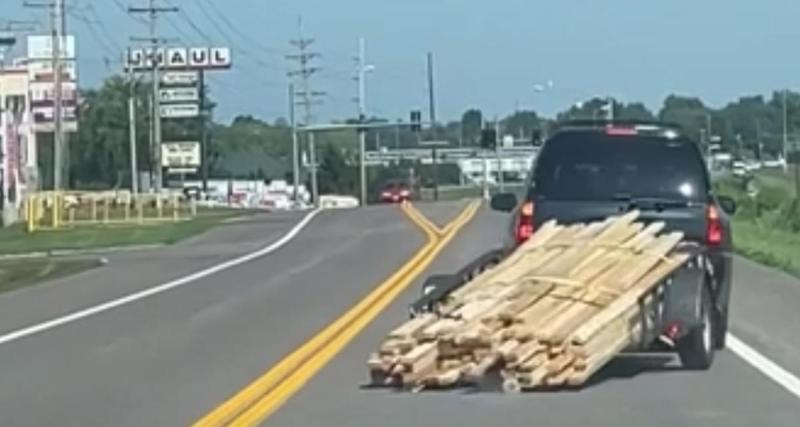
(0, 66), (38, 225)
(0, 34), (78, 225)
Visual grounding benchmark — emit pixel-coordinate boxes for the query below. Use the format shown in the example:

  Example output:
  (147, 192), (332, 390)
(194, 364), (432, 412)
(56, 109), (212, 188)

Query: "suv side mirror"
(490, 193), (518, 212)
(718, 196), (737, 215)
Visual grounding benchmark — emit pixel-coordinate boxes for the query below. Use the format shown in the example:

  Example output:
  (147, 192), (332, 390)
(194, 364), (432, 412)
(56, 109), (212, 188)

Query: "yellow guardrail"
(24, 190), (197, 233)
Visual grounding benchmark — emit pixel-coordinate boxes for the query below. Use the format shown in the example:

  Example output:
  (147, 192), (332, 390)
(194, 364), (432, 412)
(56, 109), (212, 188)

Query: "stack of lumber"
(367, 211), (691, 391)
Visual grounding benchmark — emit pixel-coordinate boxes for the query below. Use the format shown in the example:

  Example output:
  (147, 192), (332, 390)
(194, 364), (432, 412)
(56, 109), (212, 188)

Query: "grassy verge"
(0, 209), (245, 256)
(0, 258), (102, 294)
(734, 219), (800, 277)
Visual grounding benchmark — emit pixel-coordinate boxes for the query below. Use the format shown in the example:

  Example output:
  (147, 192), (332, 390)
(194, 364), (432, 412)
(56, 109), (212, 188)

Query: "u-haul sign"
(127, 47), (231, 71)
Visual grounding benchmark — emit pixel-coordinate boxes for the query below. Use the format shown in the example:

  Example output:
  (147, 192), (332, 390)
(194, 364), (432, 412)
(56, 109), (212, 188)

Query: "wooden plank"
(540, 232), (682, 343)
(387, 313), (437, 340)
(570, 251), (691, 344)
(400, 342), (439, 373)
(419, 318), (462, 341)
(547, 353), (574, 374)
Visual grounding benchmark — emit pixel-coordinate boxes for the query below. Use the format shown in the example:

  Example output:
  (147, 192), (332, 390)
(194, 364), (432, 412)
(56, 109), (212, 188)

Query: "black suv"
(490, 121), (736, 362)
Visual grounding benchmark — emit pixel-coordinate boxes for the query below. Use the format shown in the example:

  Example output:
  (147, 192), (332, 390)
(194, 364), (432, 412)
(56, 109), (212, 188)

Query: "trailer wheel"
(677, 286), (715, 370)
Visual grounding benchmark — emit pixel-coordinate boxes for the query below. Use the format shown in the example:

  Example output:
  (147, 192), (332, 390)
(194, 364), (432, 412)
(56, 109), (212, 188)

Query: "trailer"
(367, 215), (724, 391)
(409, 242), (717, 372)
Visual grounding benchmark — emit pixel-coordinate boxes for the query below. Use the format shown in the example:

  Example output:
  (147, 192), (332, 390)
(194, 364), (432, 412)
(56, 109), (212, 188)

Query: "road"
(0, 202), (798, 426)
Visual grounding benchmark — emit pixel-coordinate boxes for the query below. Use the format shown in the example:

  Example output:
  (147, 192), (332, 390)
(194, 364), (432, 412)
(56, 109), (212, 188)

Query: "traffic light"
(481, 128), (497, 150)
(410, 110), (422, 133)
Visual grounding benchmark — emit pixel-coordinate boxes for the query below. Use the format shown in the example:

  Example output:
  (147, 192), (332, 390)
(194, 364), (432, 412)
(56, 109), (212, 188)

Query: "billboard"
(28, 78), (79, 133)
(26, 35), (79, 133)
(127, 47), (231, 71)
(26, 35), (77, 75)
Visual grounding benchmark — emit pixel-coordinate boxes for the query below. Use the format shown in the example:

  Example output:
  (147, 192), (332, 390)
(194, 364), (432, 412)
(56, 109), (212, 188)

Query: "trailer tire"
(678, 286), (715, 370)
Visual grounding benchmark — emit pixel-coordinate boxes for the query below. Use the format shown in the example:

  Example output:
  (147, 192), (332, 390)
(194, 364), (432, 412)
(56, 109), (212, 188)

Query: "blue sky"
(6, 0), (800, 122)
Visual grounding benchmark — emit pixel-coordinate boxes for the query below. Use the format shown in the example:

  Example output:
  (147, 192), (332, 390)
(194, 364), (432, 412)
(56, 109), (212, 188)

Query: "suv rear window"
(533, 132), (709, 202)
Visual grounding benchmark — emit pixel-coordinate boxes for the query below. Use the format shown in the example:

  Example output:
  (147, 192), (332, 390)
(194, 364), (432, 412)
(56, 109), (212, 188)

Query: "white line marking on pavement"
(728, 333), (800, 399)
(0, 209), (322, 346)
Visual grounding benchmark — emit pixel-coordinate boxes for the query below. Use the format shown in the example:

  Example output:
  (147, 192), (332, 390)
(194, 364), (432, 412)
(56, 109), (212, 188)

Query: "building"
(0, 34), (78, 225)
(0, 65), (37, 225)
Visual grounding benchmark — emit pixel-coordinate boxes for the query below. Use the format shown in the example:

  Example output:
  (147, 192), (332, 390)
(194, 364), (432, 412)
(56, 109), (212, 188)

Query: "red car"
(379, 182), (412, 203)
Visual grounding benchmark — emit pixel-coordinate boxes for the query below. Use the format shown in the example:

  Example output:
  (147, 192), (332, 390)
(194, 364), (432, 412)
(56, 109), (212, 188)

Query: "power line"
(189, 0), (283, 71)
(67, 5), (122, 60)
(111, 0), (148, 25)
(162, 0), (213, 43)
(197, 0), (283, 55)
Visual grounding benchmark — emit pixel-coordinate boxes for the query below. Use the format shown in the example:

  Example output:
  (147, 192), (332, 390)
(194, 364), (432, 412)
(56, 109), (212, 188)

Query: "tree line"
(59, 74), (800, 190)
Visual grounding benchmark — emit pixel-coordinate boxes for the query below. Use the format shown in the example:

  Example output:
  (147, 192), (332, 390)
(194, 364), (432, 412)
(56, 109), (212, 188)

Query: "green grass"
(734, 219), (800, 277)
(754, 167), (798, 196)
(0, 209), (245, 256)
(0, 258), (102, 294)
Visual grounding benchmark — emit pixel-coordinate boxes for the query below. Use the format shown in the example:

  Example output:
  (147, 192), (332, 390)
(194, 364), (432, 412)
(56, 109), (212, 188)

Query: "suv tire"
(678, 286), (715, 370)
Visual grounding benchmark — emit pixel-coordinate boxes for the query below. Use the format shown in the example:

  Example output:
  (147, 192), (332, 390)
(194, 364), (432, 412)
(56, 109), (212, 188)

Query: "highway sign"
(162, 71), (199, 86)
(160, 104), (200, 119)
(159, 87), (199, 103)
(161, 141), (201, 167)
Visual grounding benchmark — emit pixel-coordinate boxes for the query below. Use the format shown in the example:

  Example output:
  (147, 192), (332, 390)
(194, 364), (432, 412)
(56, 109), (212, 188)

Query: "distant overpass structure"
(365, 146), (539, 184)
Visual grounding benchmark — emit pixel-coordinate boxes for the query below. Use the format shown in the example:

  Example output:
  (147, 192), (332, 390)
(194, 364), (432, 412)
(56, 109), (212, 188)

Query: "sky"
(5, 0), (800, 123)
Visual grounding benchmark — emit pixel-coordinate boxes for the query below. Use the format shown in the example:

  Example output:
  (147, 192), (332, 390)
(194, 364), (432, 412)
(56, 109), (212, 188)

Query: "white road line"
(0, 209), (322, 346)
(728, 333), (800, 399)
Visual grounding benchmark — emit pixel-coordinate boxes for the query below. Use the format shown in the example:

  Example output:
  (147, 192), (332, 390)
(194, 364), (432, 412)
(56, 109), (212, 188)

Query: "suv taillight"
(706, 204), (723, 246)
(516, 201), (535, 244)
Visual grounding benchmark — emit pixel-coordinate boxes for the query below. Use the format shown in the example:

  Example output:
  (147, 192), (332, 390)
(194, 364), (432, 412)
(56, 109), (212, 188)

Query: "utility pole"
(25, 0), (66, 189)
(287, 22), (324, 206)
(129, 0), (178, 193)
(783, 90), (789, 169)
(427, 52), (437, 138)
(355, 37), (373, 207)
(426, 52), (439, 201)
(495, 119), (505, 192)
(289, 83), (300, 202)
(53, 0), (64, 190)
(127, 50), (139, 195)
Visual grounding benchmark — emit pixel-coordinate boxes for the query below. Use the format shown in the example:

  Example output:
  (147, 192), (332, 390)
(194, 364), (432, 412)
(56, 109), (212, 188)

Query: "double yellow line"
(193, 200), (481, 427)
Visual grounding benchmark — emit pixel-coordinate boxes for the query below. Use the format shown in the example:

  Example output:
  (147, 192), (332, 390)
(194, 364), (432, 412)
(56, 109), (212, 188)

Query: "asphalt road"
(0, 202), (798, 426)
(269, 207), (800, 427)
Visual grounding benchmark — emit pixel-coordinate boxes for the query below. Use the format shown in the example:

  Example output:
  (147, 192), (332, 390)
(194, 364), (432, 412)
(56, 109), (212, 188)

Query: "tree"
(658, 95), (711, 143)
(616, 102), (656, 121)
(461, 109), (483, 145)
(502, 110), (541, 140)
(69, 76), (149, 188)
(317, 143), (356, 196)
